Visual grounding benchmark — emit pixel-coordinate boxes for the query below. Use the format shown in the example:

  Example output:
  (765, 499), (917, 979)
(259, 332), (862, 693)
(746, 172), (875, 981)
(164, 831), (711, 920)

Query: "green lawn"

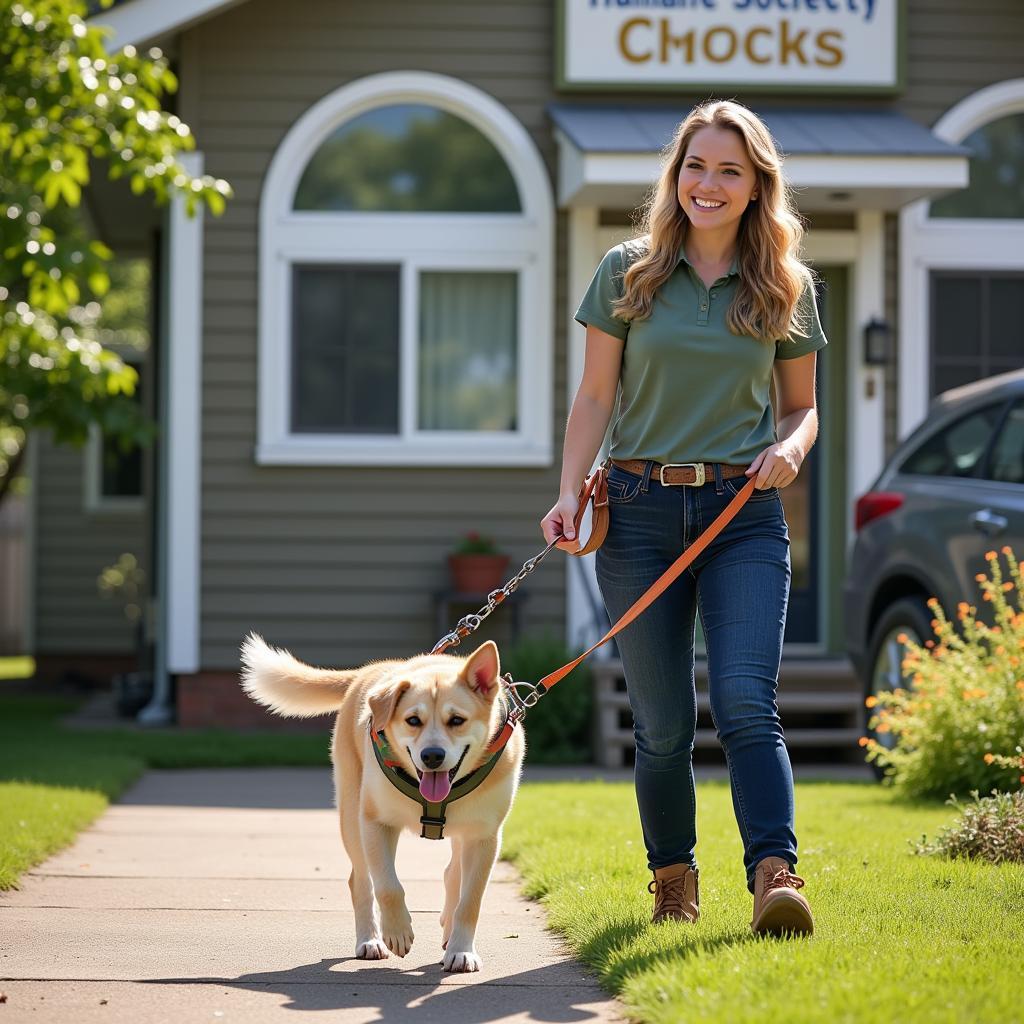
(502, 781), (1024, 1024)
(0, 693), (330, 889)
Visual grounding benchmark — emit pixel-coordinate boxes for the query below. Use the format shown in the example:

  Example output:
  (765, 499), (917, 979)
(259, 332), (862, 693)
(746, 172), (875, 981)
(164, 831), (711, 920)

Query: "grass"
(0, 692), (330, 890)
(502, 780), (1024, 1024)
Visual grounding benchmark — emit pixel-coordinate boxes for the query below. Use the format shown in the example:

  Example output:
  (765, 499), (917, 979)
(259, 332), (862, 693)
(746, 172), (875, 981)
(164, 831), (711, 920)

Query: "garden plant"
(862, 545), (1024, 801)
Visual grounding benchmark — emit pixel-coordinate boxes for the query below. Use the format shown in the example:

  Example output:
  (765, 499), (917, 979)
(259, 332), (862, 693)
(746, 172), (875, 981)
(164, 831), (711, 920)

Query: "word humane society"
(588, 0), (877, 22)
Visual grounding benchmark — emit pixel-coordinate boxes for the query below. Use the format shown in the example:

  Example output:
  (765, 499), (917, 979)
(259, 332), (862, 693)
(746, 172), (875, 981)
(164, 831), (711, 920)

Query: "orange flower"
(897, 632), (908, 644)
(876, 722), (890, 734)
(858, 736), (869, 747)
(986, 550), (997, 560)
(983, 753), (995, 764)
(1003, 582), (1014, 592)
(975, 573), (986, 583)
(865, 695), (878, 708)
(1016, 680), (1024, 691)
(1002, 546), (1012, 555)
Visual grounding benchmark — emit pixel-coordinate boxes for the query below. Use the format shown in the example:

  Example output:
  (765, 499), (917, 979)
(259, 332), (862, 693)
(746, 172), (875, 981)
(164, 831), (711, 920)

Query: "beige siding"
(185, 0), (567, 669)
(33, 436), (144, 654)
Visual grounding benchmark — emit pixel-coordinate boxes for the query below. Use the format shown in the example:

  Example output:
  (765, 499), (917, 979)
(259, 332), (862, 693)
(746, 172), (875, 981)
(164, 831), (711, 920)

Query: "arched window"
(257, 73), (553, 466)
(929, 112), (1024, 219)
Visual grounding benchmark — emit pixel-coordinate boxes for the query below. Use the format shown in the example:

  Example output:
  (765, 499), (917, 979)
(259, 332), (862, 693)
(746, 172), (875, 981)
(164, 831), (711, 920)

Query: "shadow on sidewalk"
(140, 957), (611, 1022)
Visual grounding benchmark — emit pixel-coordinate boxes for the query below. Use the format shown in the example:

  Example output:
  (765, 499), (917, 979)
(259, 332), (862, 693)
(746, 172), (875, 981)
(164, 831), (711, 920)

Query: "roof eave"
(86, 0), (250, 48)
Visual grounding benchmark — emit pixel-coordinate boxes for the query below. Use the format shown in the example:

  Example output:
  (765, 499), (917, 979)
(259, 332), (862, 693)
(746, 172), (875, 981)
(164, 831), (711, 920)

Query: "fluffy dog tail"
(240, 632), (355, 717)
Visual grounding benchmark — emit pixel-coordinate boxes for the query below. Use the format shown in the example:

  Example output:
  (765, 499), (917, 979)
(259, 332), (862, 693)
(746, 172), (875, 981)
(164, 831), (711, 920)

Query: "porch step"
(591, 657), (866, 769)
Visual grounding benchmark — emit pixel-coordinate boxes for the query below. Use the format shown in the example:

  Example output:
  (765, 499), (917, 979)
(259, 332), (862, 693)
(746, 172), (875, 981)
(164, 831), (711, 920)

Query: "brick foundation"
(176, 671), (330, 732)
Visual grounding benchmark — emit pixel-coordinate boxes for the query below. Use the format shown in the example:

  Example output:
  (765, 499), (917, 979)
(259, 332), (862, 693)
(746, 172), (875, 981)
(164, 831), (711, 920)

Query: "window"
(929, 272), (1024, 397)
(85, 257), (150, 512)
(988, 400), (1024, 484)
(930, 112), (1024, 220)
(258, 73), (554, 466)
(900, 404), (1005, 479)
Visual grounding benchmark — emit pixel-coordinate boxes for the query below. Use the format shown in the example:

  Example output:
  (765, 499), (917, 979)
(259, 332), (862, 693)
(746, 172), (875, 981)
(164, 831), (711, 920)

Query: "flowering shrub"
(861, 546), (1024, 799)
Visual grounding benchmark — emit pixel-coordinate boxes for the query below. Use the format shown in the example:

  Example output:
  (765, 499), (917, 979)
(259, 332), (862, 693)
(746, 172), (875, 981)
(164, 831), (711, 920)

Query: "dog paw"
(356, 939), (389, 960)
(443, 948), (482, 973)
(381, 920), (415, 958)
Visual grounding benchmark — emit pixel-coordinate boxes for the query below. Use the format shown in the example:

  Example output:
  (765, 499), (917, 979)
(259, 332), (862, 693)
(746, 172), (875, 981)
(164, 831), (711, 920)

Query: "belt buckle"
(660, 462), (705, 487)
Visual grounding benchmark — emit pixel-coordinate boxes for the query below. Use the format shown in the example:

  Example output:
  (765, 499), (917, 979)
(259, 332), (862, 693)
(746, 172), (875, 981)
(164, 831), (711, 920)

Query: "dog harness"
(369, 699), (517, 840)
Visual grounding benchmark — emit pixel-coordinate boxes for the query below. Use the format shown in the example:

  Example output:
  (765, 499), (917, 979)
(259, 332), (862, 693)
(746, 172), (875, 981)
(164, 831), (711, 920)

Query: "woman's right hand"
(541, 493), (581, 552)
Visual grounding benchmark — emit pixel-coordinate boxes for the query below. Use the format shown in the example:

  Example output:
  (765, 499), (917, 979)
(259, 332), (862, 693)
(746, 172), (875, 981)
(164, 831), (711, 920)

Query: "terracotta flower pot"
(448, 553), (510, 594)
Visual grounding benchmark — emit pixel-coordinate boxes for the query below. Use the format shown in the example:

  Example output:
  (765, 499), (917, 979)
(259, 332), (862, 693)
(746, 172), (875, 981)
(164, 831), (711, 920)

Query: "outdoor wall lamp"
(863, 317), (891, 366)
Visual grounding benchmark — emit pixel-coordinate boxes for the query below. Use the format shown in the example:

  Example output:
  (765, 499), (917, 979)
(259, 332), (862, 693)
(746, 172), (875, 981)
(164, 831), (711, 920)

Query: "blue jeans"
(595, 460), (798, 892)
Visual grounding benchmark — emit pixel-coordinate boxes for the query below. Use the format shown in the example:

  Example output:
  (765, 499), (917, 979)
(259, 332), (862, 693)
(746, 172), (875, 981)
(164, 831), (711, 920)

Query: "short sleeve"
(775, 280), (828, 360)
(574, 244), (630, 341)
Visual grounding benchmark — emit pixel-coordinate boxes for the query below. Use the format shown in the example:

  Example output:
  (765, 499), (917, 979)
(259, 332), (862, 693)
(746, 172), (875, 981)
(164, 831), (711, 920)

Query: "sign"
(557, 0), (902, 94)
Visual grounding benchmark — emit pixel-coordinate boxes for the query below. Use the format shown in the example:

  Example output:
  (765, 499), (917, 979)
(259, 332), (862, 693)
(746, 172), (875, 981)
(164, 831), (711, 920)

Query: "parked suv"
(842, 368), (1024, 746)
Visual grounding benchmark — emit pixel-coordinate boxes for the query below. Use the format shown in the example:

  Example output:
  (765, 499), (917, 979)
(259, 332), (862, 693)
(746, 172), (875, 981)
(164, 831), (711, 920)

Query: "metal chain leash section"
(431, 537), (563, 721)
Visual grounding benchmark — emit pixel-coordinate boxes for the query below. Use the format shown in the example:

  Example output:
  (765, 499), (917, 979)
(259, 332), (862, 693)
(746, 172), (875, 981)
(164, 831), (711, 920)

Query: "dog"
(239, 633), (525, 973)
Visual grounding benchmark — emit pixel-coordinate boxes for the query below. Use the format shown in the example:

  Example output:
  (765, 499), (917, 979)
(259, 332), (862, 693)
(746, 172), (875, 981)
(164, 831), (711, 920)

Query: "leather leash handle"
(560, 464), (609, 557)
(538, 474), (759, 694)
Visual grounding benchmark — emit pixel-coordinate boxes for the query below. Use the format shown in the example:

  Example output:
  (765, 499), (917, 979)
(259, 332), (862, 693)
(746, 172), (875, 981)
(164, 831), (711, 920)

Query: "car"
(842, 368), (1024, 756)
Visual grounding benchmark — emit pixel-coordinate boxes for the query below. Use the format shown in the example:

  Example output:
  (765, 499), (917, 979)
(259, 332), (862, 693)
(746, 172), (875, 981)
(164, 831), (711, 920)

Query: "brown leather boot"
(648, 863), (699, 924)
(751, 856), (814, 936)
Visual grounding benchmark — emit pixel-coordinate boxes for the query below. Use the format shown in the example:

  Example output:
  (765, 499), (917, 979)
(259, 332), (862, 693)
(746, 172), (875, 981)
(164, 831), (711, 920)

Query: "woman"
(541, 99), (826, 936)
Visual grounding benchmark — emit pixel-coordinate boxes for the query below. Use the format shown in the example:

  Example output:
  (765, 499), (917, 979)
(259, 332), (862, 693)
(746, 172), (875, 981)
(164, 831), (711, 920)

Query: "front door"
(575, 233), (844, 654)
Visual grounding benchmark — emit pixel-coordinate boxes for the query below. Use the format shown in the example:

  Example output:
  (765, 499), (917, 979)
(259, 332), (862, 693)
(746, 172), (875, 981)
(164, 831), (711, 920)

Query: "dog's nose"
(420, 747), (446, 770)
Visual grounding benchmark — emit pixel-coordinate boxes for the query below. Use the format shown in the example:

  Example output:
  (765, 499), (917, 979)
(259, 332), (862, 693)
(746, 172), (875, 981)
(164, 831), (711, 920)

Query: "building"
(26, 0), (1024, 736)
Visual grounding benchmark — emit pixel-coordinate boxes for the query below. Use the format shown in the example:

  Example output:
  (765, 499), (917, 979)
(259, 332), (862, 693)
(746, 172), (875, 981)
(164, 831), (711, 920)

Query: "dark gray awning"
(547, 104), (969, 210)
(547, 104), (968, 158)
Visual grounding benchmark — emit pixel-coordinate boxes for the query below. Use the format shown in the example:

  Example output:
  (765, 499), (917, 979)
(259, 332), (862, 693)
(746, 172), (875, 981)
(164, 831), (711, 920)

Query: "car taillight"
(855, 491), (905, 531)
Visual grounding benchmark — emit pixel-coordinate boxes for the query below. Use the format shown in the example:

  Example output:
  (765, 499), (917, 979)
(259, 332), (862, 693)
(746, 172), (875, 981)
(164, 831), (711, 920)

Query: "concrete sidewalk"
(0, 768), (626, 1024)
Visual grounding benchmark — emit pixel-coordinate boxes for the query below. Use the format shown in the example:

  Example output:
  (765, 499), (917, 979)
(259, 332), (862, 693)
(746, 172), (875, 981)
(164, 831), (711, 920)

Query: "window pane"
(102, 362), (144, 498)
(930, 112), (1024, 219)
(292, 266), (400, 433)
(901, 404), (1005, 478)
(418, 272), (517, 431)
(989, 278), (1024, 358)
(933, 277), (980, 359)
(294, 104), (521, 213)
(988, 401), (1024, 484)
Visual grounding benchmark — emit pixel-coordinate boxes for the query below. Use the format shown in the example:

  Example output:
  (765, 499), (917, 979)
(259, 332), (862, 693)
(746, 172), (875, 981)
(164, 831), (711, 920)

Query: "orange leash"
(535, 473), (759, 695)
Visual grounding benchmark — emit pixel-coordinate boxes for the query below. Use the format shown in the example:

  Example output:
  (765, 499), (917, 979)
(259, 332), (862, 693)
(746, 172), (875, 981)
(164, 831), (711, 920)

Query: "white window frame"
(257, 71), (554, 466)
(84, 349), (146, 515)
(899, 79), (1024, 439)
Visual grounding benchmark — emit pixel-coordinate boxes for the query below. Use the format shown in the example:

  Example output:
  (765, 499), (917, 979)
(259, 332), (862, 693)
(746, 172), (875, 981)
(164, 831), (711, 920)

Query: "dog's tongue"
(419, 770), (452, 802)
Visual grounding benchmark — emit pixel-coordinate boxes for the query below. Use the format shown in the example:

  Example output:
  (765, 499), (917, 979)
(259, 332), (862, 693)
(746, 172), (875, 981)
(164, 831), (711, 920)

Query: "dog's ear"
(461, 641), (500, 701)
(368, 679), (411, 732)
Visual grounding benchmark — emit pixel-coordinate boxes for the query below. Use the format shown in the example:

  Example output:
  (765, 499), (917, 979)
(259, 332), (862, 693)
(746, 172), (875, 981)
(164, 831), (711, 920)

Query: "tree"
(0, 0), (232, 506)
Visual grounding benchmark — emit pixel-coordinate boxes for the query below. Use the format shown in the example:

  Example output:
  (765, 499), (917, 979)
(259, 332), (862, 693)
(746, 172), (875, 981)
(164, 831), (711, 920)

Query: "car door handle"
(970, 509), (1008, 536)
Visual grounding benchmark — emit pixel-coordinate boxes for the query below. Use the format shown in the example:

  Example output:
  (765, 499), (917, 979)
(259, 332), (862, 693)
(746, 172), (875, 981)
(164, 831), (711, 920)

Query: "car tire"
(862, 595), (934, 779)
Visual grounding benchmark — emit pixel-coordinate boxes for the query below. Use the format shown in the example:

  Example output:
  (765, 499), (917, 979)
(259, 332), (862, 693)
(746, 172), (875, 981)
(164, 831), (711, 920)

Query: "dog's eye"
(405, 716), (422, 727)
(448, 716), (465, 727)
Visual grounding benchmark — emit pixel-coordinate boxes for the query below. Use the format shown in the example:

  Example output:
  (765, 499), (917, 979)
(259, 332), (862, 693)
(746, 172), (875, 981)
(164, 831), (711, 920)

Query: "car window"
(900, 403), (1006, 478)
(987, 400), (1024, 484)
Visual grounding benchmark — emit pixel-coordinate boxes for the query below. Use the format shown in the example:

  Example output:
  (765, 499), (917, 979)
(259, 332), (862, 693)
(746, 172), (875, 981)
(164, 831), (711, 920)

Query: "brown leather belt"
(611, 459), (748, 486)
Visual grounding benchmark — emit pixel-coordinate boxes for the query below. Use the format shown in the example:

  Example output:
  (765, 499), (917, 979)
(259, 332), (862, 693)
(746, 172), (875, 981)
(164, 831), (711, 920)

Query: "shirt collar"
(677, 245), (740, 279)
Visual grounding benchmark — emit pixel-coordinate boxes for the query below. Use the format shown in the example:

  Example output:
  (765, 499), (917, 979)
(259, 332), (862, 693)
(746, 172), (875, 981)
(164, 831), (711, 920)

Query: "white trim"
(83, 350), (145, 516)
(164, 151), (203, 675)
(899, 79), (1024, 439)
(553, 128), (969, 211)
(86, 0), (248, 48)
(257, 72), (554, 467)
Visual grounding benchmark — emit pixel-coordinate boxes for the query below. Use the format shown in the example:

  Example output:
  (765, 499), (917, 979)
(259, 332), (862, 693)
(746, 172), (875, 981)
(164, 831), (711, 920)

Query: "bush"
(501, 632), (593, 764)
(862, 546), (1024, 799)
(913, 789), (1024, 864)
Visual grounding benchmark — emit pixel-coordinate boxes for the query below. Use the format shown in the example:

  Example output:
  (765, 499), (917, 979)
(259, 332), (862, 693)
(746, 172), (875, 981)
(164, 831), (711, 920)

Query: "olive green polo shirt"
(573, 241), (828, 467)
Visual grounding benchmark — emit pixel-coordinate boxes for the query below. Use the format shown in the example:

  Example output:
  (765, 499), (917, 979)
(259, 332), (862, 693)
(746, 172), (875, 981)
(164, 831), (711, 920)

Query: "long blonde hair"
(612, 100), (813, 344)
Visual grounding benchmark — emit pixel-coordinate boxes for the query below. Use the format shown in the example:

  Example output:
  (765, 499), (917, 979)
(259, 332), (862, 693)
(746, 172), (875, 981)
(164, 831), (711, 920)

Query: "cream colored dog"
(239, 633), (525, 973)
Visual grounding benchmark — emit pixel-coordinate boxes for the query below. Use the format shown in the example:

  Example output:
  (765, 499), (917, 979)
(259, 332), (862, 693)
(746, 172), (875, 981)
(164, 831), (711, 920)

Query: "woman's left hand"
(745, 441), (803, 490)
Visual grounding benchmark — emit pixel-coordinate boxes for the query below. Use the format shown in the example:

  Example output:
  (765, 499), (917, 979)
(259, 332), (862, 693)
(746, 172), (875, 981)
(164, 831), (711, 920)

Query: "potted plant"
(448, 531), (510, 594)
